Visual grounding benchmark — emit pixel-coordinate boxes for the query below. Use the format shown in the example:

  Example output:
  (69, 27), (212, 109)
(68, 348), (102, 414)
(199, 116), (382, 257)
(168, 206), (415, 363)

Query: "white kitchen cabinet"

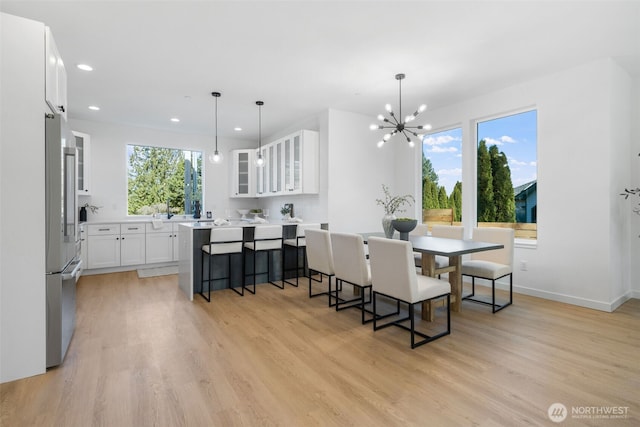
(45, 27), (67, 120)
(79, 224), (87, 275)
(120, 224), (146, 266)
(284, 130), (318, 194)
(145, 223), (177, 263)
(72, 131), (91, 195)
(269, 141), (283, 195)
(230, 149), (255, 198)
(87, 224), (121, 269)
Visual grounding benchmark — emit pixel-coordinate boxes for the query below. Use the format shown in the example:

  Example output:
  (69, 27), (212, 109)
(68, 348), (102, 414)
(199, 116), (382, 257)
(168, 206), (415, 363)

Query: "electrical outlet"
(520, 260), (528, 271)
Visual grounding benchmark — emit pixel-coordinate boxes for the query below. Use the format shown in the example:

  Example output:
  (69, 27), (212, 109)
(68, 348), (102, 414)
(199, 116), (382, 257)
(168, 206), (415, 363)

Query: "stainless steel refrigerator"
(45, 112), (81, 368)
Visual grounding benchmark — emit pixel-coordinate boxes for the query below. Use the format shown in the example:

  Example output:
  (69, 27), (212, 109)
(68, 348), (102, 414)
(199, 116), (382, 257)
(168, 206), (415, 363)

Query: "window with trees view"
(127, 145), (202, 216)
(422, 127), (463, 222)
(476, 110), (537, 239)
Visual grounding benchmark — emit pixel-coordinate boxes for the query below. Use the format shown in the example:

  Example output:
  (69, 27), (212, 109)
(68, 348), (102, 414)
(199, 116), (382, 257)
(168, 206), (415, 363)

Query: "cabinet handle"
(58, 105), (65, 112)
(116, 237), (120, 240)
(98, 228), (110, 231)
(128, 227), (138, 230)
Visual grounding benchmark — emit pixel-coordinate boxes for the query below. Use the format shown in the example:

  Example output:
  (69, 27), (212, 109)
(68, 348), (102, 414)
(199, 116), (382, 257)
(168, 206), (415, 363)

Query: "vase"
(392, 219), (418, 241)
(382, 214), (396, 238)
(79, 206), (87, 222)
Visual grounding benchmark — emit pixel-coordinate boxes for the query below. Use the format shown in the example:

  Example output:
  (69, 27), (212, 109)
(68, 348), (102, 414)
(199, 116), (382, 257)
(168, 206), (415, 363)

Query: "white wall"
(631, 76), (640, 298)
(1, 13), (47, 383)
(326, 109), (396, 233)
(395, 58), (634, 311)
(68, 119), (256, 220)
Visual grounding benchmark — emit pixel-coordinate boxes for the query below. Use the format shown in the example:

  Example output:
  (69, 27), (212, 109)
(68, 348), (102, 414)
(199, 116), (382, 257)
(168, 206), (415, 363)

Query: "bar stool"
(201, 227), (244, 301)
(243, 225), (283, 293)
(282, 223), (321, 287)
(304, 228), (335, 306)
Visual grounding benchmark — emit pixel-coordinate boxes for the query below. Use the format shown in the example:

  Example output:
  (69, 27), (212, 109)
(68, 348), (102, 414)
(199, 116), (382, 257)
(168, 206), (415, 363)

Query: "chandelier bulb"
(377, 114), (385, 121)
(370, 124), (380, 130)
(377, 140), (385, 148)
(423, 124), (433, 131)
(385, 104), (392, 113)
(418, 104), (427, 113)
(405, 115), (415, 123)
(383, 133), (391, 141)
(408, 140), (415, 148)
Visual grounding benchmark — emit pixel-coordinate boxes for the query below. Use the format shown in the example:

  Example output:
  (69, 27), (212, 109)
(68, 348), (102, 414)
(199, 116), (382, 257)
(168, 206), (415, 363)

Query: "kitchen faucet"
(167, 200), (174, 219)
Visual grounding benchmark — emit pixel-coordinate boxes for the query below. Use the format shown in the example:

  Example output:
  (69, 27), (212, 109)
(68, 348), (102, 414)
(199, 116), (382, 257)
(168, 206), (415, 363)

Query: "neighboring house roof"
(514, 180), (537, 199)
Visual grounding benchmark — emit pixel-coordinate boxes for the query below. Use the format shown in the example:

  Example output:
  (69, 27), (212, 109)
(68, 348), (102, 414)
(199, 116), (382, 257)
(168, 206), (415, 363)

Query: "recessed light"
(77, 64), (93, 71)
(88, 105), (100, 111)
(170, 117), (180, 123)
(234, 127), (242, 131)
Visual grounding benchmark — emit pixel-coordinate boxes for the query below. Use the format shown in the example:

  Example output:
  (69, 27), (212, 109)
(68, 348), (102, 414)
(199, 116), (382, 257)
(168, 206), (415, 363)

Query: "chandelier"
(370, 73), (431, 148)
(208, 91), (223, 164)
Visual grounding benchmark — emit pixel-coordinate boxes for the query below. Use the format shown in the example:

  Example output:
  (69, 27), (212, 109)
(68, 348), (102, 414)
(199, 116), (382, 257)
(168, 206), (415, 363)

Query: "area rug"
(137, 266), (179, 278)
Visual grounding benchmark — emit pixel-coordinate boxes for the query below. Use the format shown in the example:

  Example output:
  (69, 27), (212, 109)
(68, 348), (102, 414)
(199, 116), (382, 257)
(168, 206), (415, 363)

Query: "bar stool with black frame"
(200, 227), (245, 301)
(243, 224), (283, 293)
(282, 223), (321, 288)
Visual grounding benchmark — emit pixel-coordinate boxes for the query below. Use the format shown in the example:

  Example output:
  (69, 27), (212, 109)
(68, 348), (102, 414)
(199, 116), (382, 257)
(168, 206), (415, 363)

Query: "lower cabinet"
(87, 225), (121, 269)
(120, 224), (146, 266)
(87, 223), (147, 269)
(145, 223), (178, 264)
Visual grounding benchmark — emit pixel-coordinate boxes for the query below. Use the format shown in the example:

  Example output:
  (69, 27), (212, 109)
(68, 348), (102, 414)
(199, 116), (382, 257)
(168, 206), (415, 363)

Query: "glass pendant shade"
(255, 100), (265, 167)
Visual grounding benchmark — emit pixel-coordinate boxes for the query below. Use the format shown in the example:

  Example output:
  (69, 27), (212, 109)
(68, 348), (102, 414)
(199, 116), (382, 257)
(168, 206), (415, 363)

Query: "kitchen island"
(178, 221), (327, 301)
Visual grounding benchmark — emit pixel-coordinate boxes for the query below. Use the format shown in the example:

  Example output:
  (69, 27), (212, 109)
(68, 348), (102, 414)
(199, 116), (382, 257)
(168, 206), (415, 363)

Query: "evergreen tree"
(449, 181), (462, 222)
(489, 145), (516, 222)
(127, 146), (185, 215)
(422, 153), (438, 185)
(477, 140), (496, 221)
(437, 186), (448, 208)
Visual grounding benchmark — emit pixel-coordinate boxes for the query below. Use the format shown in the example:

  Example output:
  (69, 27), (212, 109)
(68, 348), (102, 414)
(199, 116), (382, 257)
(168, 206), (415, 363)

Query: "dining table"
(361, 233), (504, 320)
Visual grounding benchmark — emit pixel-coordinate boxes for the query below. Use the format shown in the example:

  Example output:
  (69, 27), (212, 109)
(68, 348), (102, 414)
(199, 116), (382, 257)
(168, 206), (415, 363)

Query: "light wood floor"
(1, 272), (639, 426)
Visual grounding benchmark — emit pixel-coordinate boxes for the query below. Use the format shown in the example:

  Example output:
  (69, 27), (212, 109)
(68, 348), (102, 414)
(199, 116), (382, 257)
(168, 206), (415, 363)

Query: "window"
(127, 145), (202, 216)
(422, 127), (463, 223)
(476, 110), (537, 239)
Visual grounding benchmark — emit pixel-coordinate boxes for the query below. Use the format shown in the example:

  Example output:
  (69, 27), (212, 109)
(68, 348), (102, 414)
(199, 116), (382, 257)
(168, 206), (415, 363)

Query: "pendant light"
(370, 73), (432, 148)
(208, 91), (223, 164)
(255, 100), (265, 167)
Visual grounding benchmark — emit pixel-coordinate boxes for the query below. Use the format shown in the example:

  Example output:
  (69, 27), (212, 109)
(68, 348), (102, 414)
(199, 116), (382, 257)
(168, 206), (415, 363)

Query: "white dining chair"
(368, 236), (451, 348)
(461, 227), (514, 312)
(304, 228), (335, 306)
(431, 225), (465, 273)
(330, 232), (373, 324)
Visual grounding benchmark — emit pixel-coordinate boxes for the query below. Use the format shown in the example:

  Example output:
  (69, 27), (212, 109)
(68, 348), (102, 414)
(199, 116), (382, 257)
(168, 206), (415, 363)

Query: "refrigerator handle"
(62, 260), (83, 281)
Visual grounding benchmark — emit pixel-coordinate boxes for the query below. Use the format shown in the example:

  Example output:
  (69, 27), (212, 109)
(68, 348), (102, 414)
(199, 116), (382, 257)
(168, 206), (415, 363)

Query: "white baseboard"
(462, 278), (636, 313)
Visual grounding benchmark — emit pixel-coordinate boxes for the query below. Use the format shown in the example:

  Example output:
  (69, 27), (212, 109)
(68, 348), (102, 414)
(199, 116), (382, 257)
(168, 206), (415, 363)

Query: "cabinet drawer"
(121, 224), (146, 234)
(145, 222), (173, 233)
(87, 224), (120, 236)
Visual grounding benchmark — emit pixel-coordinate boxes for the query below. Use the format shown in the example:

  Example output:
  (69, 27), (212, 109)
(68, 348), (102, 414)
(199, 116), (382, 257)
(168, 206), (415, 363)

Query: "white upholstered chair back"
(251, 225), (283, 251)
(470, 227), (514, 267)
(409, 223), (429, 237)
(297, 223), (321, 237)
(330, 232), (370, 287)
(368, 236), (418, 303)
(305, 229), (334, 275)
(431, 225), (464, 240)
(205, 227), (243, 254)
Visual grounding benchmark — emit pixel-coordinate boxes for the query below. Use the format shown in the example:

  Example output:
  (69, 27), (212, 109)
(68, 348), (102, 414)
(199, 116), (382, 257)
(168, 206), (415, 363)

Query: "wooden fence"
(422, 209), (537, 239)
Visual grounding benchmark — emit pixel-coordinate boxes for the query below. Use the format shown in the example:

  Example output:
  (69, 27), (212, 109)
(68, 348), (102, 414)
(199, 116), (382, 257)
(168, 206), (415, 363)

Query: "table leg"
(449, 256), (462, 312)
(421, 254), (436, 321)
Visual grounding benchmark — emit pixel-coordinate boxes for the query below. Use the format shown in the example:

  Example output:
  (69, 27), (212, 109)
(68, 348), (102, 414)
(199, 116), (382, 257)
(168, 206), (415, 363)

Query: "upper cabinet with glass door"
(283, 130), (318, 194)
(230, 149), (255, 198)
(73, 131), (91, 195)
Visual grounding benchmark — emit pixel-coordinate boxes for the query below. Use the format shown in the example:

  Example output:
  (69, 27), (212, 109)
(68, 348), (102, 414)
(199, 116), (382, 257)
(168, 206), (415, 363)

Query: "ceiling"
(3, 1), (639, 142)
